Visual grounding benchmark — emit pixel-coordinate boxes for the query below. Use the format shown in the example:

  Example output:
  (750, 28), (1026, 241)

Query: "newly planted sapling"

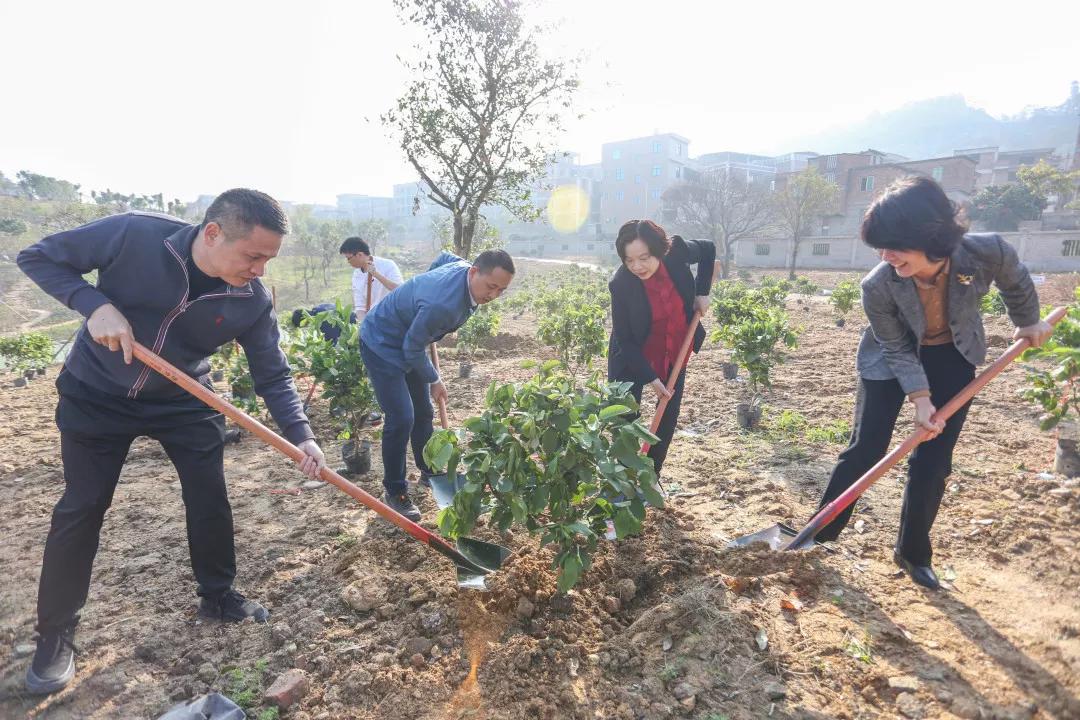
(712, 306), (799, 428)
(1022, 296), (1080, 475)
(829, 279), (861, 326)
(423, 360), (663, 593)
(537, 302), (606, 378)
(456, 304), (501, 374)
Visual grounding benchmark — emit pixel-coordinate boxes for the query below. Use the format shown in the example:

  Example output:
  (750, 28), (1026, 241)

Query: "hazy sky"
(2, 0), (1077, 205)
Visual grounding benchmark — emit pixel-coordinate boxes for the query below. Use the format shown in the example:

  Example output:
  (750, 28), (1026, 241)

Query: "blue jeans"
(360, 341), (434, 495)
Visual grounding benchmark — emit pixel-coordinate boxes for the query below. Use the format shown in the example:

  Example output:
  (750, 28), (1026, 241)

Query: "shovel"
(731, 305), (1069, 551)
(642, 311), (703, 454)
(425, 343), (466, 510)
(131, 342), (508, 590)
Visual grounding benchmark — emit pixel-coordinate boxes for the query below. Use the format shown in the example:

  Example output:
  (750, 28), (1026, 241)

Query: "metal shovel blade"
(728, 523), (801, 551)
(428, 473), (465, 510)
(453, 537), (512, 589)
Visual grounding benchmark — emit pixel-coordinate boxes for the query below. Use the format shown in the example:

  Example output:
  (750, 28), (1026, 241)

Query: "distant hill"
(780, 87), (1080, 160)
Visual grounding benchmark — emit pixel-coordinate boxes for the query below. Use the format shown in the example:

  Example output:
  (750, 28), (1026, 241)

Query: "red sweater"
(641, 262), (689, 380)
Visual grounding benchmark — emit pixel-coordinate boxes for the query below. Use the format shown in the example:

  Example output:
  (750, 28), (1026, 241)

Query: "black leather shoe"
(894, 551), (941, 590)
(199, 589), (270, 623)
(384, 492), (422, 522)
(26, 626), (77, 695)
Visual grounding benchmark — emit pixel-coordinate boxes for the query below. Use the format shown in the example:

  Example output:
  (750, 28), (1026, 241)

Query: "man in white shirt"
(339, 237), (404, 323)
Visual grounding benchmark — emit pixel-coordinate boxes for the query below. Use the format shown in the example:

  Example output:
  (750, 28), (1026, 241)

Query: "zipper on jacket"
(127, 240), (252, 399)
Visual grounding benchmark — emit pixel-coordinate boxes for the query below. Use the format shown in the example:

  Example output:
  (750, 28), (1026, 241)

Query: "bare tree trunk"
(452, 212), (466, 257)
(461, 208), (479, 259)
(788, 234), (800, 280)
(720, 235), (733, 279)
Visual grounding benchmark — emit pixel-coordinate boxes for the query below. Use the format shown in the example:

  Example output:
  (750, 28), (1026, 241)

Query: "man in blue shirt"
(360, 249), (515, 520)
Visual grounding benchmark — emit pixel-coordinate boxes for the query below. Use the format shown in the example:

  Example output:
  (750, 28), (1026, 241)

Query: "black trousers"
(37, 370), (232, 633)
(628, 369), (687, 477)
(814, 343), (975, 564)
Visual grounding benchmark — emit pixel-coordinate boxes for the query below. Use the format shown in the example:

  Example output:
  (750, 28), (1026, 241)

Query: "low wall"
(734, 230), (1080, 273)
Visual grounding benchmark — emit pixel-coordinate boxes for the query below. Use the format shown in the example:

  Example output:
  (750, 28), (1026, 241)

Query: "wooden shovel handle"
(130, 342), (453, 551)
(785, 305), (1070, 550)
(430, 343), (450, 429)
(642, 311), (703, 453)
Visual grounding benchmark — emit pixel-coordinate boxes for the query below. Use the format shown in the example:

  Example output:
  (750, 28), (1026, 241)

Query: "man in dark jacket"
(16, 188), (326, 695)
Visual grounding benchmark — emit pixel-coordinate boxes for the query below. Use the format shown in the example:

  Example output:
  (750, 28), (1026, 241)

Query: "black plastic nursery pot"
(342, 439), (372, 475)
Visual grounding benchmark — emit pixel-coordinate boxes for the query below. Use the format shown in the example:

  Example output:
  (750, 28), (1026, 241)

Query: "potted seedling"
(713, 306), (799, 430)
(0, 332), (53, 388)
(829, 279), (861, 328)
(289, 303), (376, 476)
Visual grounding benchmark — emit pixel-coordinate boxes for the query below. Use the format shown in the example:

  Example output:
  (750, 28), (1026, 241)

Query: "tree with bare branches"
(383, 0), (579, 259)
(662, 172), (775, 279)
(772, 168), (839, 280)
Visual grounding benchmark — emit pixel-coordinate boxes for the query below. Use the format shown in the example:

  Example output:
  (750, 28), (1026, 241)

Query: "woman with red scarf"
(608, 220), (715, 476)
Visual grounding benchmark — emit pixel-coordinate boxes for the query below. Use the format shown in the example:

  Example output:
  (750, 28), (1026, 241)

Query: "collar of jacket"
(886, 239), (977, 332)
(163, 223), (254, 297)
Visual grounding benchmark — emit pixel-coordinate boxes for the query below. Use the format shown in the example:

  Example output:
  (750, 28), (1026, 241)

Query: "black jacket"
(607, 236), (716, 384)
(17, 212), (314, 444)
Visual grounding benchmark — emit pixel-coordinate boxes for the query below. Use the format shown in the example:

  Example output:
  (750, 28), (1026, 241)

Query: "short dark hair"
(203, 188), (289, 238)
(339, 237), (370, 255)
(473, 249), (515, 275)
(615, 219), (671, 261)
(861, 176), (968, 261)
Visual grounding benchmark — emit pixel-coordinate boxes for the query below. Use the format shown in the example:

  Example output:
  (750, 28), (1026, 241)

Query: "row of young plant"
(0, 331), (53, 384)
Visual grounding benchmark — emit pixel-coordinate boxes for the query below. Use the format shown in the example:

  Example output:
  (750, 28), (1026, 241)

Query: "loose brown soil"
(1, 270), (1078, 719)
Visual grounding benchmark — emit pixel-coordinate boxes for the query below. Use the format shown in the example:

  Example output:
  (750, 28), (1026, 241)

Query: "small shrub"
(537, 303), (606, 376)
(0, 331), (53, 373)
(288, 302), (376, 440)
(792, 276), (820, 296)
(756, 276), (791, 307)
(1022, 304), (1080, 430)
(829, 279), (861, 318)
(980, 287), (1007, 315)
(457, 304), (501, 364)
(712, 306), (799, 396)
(424, 361), (663, 593)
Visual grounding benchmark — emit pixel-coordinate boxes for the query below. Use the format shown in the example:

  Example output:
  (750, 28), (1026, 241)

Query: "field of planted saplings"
(1, 264), (1079, 720)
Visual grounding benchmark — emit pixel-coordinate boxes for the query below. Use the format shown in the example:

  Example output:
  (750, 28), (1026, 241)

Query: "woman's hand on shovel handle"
(650, 378), (673, 402)
(1013, 320), (1054, 348)
(911, 396), (944, 439)
(694, 295), (711, 316)
(296, 439), (326, 479)
(87, 303), (135, 364)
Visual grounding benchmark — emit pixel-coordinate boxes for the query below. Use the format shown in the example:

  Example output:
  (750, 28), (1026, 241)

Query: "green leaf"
(599, 404), (633, 421)
(557, 552), (583, 593)
(613, 507), (641, 539)
(640, 481), (665, 509)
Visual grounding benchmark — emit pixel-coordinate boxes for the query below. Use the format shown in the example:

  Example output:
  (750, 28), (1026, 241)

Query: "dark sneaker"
(199, 590), (270, 623)
(25, 626), (77, 695)
(366, 412), (383, 427)
(384, 492), (422, 522)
